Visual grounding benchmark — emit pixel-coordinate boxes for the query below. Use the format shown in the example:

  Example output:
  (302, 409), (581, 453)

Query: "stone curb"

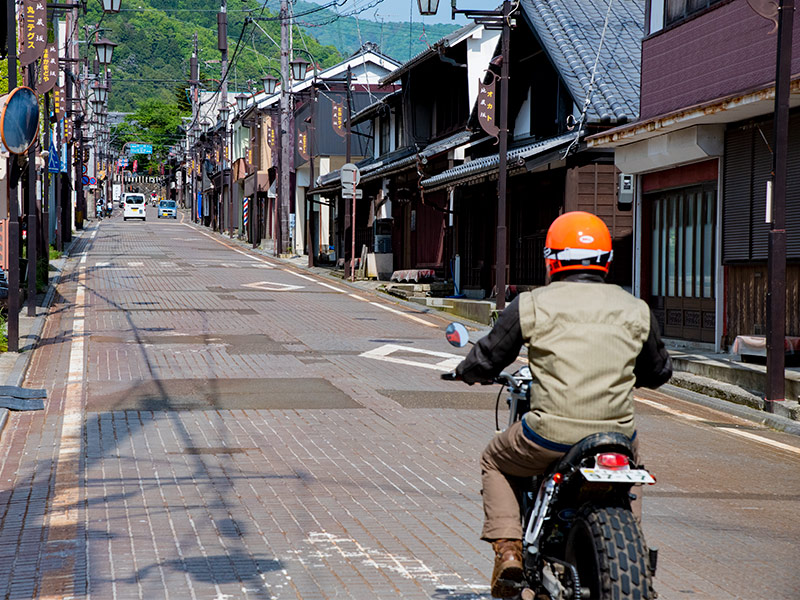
(0, 234), (82, 440)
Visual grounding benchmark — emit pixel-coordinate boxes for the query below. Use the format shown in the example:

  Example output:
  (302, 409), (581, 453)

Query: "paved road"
(0, 206), (799, 600)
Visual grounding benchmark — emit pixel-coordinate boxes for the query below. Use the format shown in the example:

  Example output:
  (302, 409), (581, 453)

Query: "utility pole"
(278, 0), (290, 255)
(344, 66), (353, 275)
(27, 64), (38, 316)
(6, 0), (20, 352)
(191, 32), (199, 221)
(766, 0), (795, 412)
(218, 0), (231, 237)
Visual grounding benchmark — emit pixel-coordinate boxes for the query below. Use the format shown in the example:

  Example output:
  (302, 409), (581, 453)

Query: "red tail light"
(553, 472), (564, 484)
(596, 453), (629, 470)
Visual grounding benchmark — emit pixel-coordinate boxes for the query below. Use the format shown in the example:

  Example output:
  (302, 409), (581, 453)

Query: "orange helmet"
(544, 211), (613, 278)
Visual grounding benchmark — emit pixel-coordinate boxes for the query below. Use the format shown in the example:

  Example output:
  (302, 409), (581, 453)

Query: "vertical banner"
(19, 0), (47, 67)
(297, 128), (309, 161)
(52, 86), (63, 120)
(477, 73), (500, 141)
(331, 98), (346, 138)
(266, 115), (277, 150)
(37, 43), (58, 94)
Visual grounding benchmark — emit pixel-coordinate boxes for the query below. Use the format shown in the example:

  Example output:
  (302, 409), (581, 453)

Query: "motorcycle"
(442, 323), (658, 600)
(95, 203), (104, 220)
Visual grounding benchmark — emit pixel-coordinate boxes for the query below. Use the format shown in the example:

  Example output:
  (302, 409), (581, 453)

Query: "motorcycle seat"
(550, 432), (635, 474)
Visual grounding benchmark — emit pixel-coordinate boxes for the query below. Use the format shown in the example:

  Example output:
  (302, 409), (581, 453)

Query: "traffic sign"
(129, 143), (153, 155)
(89, 177), (97, 186)
(81, 176), (89, 185)
(341, 163), (360, 186)
(48, 140), (60, 173)
(341, 188), (363, 200)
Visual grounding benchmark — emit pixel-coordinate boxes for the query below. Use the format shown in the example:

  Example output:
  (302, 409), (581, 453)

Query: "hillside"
(96, 0), (341, 112)
(293, 1), (460, 63)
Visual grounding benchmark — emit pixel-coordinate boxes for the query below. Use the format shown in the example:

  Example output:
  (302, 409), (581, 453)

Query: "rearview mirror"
(445, 322), (469, 348)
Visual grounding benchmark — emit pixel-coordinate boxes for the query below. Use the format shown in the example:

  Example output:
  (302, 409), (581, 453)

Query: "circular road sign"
(341, 163), (360, 186)
(89, 177), (97, 185)
(81, 176), (89, 185)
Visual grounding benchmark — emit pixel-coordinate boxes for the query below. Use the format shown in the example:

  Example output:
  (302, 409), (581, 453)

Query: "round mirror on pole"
(290, 58), (309, 82)
(93, 38), (118, 66)
(262, 75), (278, 95)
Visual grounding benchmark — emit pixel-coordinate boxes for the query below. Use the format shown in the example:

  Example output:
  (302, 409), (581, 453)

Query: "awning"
(244, 171), (270, 196)
(309, 129), (475, 195)
(420, 132), (575, 192)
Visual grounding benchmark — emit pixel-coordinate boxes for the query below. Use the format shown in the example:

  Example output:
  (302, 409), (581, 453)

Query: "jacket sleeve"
(634, 310), (673, 388)
(455, 296), (525, 384)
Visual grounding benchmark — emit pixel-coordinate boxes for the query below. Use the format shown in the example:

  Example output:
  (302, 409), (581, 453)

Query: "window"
(648, 0), (726, 32)
(379, 116), (391, 156)
(394, 109), (404, 149)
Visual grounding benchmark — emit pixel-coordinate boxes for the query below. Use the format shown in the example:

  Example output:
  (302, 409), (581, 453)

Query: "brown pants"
(480, 421), (641, 541)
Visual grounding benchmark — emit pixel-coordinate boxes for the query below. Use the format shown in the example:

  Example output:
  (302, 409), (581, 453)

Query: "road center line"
(716, 427), (800, 455)
(369, 302), (437, 327)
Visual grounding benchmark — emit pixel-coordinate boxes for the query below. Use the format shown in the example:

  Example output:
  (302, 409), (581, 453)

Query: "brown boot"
(490, 538), (523, 598)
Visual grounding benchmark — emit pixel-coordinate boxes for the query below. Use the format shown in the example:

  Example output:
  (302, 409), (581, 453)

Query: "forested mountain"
(293, 1), (460, 64)
(97, 0), (341, 112)
(95, 0), (458, 113)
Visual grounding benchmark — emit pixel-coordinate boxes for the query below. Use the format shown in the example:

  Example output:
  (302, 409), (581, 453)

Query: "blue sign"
(81, 176), (89, 185)
(129, 143), (153, 155)
(48, 140), (60, 173)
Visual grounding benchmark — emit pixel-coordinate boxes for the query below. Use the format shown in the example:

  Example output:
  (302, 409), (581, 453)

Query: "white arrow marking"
(242, 281), (304, 292)
(359, 343), (463, 372)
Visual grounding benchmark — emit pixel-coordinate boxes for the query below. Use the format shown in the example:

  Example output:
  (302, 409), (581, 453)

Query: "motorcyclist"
(105, 196), (113, 217)
(450, 211), (672, 598)
(95, 198), (104, 220)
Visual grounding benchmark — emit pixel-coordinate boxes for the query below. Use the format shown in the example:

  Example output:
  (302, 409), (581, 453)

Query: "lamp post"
(219, 104), (233, 237)
(417, 0), (512, 310)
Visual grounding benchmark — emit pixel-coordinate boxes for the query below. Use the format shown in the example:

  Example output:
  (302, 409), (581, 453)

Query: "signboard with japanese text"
(331, 98), (346, 138)
(266, 115), (277, 150)
(38, 43), (58, 94)
(477, 73), (500, 140)
(52, 86), (63, 120)
(297, 128), (309, 161)
(0, 220), (8, 271)
(19, 0), (47, 67)
(129, 143), (153, 154)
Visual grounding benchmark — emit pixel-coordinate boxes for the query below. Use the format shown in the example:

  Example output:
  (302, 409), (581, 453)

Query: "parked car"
(123, 193), (147, 221)
(158, 199), (177, 219)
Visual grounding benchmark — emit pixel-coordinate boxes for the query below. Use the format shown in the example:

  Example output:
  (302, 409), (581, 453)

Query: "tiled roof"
(520, 0), (644, 124)
(420, 132), (575, 190)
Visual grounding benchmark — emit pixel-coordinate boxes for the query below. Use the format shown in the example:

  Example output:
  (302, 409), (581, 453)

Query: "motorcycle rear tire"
(564, 505), (654, 600)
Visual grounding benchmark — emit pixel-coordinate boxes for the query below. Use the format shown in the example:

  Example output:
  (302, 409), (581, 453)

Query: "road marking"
(80, 254), (87, 264)
(349, 293), (369, 302)
(635, 398), (705, 421)
(128, 261), (143, 267)
(282, 270), (316, 282)
(716, 427), (800, 455)
(369, 302), (437, 327)
(636, 397), (800, 455)
(96, 262), (110, 267)
(41, 263), (86, 599)
(242, 281), (304, 292)
(313, 281), (346, 293)
(360, 343), (462, 371)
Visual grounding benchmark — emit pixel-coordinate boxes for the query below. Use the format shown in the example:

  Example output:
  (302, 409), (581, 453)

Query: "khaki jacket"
(519, 281), (651, 447)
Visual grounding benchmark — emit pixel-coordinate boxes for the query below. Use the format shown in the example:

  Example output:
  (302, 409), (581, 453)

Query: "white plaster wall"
(467, 28), (502, 111)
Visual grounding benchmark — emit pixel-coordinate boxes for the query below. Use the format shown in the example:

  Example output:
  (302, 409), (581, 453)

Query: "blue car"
(158, 200), (177, 219)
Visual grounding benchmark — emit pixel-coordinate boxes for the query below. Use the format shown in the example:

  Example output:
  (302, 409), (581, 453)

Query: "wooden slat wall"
(725, 264), (800, 344)
(564, 163), (633, 287)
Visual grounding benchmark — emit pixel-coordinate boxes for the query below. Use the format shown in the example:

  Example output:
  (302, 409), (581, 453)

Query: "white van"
(123, 193), (147, 221)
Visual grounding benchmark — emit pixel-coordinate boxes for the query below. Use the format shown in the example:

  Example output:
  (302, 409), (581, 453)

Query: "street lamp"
(93, 38), (117, 66)
(290, 58), (310, 82)
(416, 0), (512, 310)
(262, 75), (279, 95)
(219, 106), (230, 123)
(92, 82), (108, 103)
(417, 0), (440, 16)
(235, 93), (248, 113)
(102, 0), (122, 13)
